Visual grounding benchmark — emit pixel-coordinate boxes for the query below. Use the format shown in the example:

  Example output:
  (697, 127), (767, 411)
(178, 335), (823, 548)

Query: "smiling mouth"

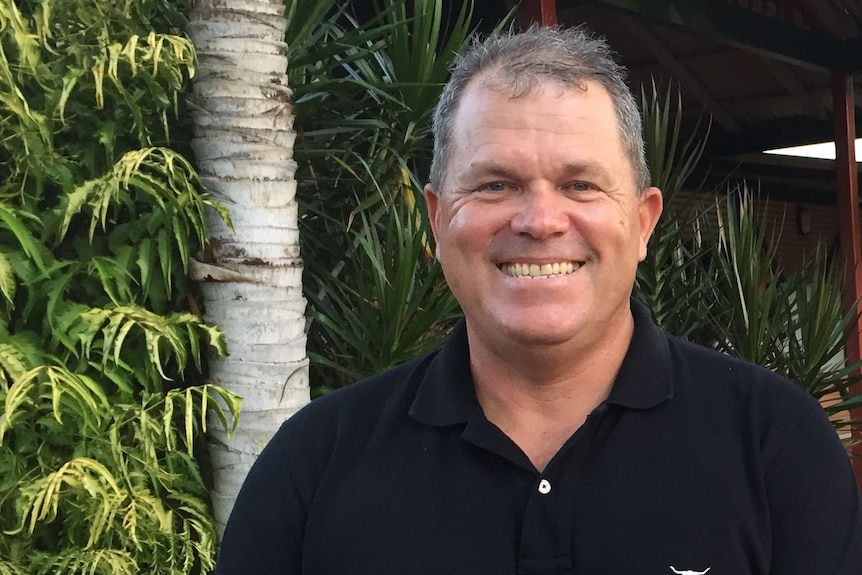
(499, 261), (582, 278)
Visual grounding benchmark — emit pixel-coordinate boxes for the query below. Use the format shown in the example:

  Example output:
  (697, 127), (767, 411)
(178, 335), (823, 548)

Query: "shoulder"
(263, 352), (437, 463)
(662, 334), (831, 462)
(657, 340), (860, 573)
(665, 333), (818, 412)
(299, 353), (433, 424)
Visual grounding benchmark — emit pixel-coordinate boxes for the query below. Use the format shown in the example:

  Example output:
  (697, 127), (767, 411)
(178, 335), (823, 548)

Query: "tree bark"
(187, 0), (309, 536)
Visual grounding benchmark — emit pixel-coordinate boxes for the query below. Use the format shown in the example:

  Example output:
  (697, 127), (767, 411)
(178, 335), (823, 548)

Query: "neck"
(466, 307), (635, 470)
(468, 308), (634, 407)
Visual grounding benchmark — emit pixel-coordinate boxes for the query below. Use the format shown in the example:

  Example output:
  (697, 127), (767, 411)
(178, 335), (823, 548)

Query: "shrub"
(0, 1), (238, 573)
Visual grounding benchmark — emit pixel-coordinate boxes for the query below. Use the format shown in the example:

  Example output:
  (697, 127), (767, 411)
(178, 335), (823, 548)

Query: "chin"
(498, 319), (583, 348)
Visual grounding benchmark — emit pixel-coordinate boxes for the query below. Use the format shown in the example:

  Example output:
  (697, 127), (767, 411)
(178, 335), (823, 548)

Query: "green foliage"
(307, 200), (459, 389)
(0, 0), (238, 573)
(636, 81), (715, 341)
(290, 0), (489, 391)
(708, 190), (783, 366)
(640, 80), (711, 205)
(778, 248), (862, 415)
(704, 188), (862, 424)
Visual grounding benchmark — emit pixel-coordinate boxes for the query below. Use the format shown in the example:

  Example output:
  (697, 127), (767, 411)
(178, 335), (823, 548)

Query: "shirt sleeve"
(765, 404), (862, 574)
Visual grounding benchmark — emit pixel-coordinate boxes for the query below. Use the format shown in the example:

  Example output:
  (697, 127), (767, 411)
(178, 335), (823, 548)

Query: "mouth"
(498, 261), (583, 279)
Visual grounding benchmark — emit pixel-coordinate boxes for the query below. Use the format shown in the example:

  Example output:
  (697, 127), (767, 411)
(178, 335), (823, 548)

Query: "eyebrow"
(558, 162), (613, 182)
(461, 161), (521, 183)
(462, 161), (612, 183)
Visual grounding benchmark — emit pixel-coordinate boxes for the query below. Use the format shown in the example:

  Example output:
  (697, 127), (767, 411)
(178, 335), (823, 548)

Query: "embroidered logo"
(670, 567), (710, 575)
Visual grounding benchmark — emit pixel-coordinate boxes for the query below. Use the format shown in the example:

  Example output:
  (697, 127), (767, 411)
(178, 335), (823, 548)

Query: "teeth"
(501, 261), (581, 278)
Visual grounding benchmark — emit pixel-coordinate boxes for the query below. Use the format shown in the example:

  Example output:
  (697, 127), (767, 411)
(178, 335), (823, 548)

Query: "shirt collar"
(409, 318), (477, 426)
(409, 298), (675, 427)
(606, 298), (675, 409)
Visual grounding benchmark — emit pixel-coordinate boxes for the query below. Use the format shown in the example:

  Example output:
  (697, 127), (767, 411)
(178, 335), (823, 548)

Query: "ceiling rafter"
(716, 84), (862, 111)
(627, 46), (741, 73)
(764, 61), (829, 119)
(620, 16), (742, 131)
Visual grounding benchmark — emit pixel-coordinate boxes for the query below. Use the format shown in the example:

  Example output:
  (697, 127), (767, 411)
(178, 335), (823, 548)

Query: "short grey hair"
(429, 25), (650, 194)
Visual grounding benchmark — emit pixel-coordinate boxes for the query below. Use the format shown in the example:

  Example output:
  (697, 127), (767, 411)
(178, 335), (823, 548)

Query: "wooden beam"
(718, 86), (848, 115)
(621, 17), (741, 131)
(524, 0), (558, 26)
(627, 46), (737, 71)
(576, 0), (860, 71)
(832, 73), (862, 488)
(764, 61), (828, 120)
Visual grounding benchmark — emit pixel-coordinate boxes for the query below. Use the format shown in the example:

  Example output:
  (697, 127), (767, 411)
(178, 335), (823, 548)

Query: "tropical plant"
(291, 0), (475, 220)
(704, 187), (862, 427)
(707, 189), (785, 367)
(307, 199), (460, 391)
(635, 81), (715, 341)
(0, 1), (238, 573)
(290, 0), (493, 393)
(777, 247), (862, 420)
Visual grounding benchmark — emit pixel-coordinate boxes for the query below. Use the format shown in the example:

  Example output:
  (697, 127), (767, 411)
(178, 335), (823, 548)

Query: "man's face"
(424, 79), (662, 351)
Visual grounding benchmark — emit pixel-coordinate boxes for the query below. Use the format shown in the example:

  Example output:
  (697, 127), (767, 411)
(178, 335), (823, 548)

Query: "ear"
(424, 184), (443, 260)
(637, 187), (663, 261)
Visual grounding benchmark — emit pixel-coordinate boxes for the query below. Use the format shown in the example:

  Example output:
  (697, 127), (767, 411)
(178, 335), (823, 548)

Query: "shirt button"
(538, 479), (552, 494)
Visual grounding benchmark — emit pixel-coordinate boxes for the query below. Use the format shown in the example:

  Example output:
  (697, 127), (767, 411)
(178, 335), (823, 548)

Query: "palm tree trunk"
(187, 0), (309, 536)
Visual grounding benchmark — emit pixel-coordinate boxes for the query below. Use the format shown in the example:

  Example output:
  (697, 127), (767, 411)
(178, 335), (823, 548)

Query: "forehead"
(451, 77), (621, 138)
(447, 79), (630, 175)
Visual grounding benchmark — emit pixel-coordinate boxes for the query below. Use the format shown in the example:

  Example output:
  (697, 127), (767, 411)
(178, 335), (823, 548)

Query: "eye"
(479, 181), (513, 193)
(566, 181), (592, 192)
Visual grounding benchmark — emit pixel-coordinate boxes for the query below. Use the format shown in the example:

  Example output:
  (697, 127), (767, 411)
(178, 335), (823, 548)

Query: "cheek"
(444, 208), (500, 254)
(574, 208), (640, 255)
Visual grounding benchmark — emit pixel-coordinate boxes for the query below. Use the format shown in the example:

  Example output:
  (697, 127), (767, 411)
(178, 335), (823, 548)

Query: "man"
(215, 26), (861, 574)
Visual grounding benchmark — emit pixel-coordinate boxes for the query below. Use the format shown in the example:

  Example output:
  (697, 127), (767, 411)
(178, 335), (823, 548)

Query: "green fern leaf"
(33, 548), (136, 575)
(0, 248), (16, 305)
(0, 206), (49, 272)
(57, 180), (98, 242)
(0, 560), (28, 575)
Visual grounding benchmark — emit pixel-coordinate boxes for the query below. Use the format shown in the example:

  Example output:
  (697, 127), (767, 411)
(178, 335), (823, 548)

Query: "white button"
(538, 479), (552, 494)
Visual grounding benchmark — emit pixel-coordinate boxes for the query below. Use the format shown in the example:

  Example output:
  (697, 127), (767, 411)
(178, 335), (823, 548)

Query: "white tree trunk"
(187, 0), (309, 536)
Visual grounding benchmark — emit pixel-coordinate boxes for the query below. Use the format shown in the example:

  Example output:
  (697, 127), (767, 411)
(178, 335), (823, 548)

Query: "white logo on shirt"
(670, 567), (710, 575)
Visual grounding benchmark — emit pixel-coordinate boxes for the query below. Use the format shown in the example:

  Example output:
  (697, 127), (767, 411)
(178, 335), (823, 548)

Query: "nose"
(509, 186), (569, 239)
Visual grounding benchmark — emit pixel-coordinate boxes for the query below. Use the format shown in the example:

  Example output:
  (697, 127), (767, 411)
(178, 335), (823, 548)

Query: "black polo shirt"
(216, 300), (862, 575)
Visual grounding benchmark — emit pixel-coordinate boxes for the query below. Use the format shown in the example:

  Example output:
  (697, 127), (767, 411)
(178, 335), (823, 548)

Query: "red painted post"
(524, 0), (558, 26)
(832, 73), (862, 488)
